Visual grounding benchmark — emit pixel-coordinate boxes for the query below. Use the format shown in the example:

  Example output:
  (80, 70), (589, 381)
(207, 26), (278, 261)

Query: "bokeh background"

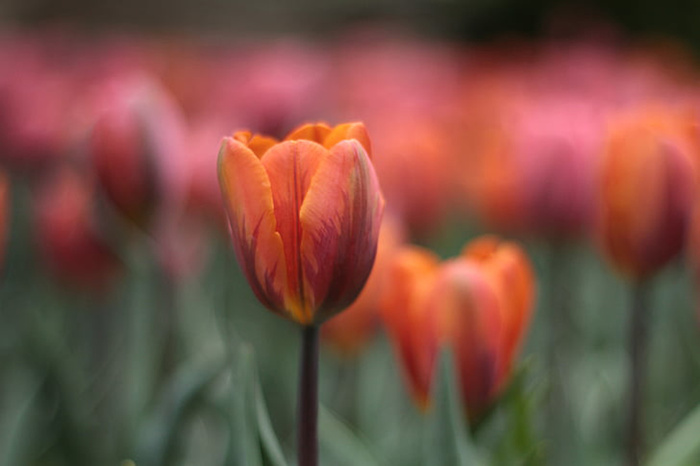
(1, 1), (700, 465)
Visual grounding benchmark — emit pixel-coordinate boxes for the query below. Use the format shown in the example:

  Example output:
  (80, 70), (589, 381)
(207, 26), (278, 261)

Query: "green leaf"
(647, 402), (700, 466)
(424, 350), (483, 466)
(134, 357), (228, 466)
(319, 405), (381, 466)
(226, 344), (262, 466)
(0, 367), (42, 466)
(253, 372), (289, 466)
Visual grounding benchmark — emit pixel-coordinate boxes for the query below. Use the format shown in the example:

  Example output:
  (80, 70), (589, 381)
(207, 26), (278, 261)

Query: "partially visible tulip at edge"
(597, 106), (698, 281)
(218, 121), (385, 326)
(381, 236), (535, 421)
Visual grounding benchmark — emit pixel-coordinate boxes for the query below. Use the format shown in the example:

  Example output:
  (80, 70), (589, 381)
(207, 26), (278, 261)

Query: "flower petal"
(323, 122), (372, 157)
(233, 130), (279, 158)
(432, 259), (504, 421)
(218, 137), (288, 315)
(261, 140), (326, 322)
(299, 139), (385, 323)
(380, 246), (441, 410)
(285, 122), (332, 143)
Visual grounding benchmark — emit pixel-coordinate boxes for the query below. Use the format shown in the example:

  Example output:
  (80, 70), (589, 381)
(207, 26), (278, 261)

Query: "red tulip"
(218, 122), (384, 325)
(33, 166), (121, 290)
(87, 75), (188, 230)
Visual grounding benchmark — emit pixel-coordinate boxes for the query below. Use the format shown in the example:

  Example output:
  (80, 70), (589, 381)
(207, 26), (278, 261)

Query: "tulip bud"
(218, 122), (384, 325)
(34, 166), (121, 290)
(88, 75), (188, 230)
(598, 107), (697, 280)
(380, 245), (441, 410)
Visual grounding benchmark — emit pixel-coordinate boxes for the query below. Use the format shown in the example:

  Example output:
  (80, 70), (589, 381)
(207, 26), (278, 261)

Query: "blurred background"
(1, 1), (700, 465)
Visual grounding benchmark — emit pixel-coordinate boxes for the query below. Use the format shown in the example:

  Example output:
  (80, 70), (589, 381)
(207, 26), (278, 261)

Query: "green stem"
(298, 325), (319, 466)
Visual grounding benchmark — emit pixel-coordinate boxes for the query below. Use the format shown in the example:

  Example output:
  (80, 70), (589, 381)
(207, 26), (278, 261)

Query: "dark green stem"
(627, 283), (649, 466)
(298, 325), (319, 466)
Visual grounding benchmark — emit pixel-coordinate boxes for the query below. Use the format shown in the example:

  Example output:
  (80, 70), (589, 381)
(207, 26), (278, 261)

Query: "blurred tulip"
(218, 122), (384, 325)
(87, 75), (188, 230)
(461, 236), (536, 392)
(382, 236), (535, 420)
(0, 170), (8, 273)
(598, 107), (697, 280)
(34, 166), (121, 290)
(322, 216), (405, 356)
(380, 245), (441, 410)
(431, 257), (504, 421)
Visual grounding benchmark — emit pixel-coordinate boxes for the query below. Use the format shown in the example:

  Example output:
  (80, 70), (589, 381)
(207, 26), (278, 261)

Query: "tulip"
(321, 216), (404, 356)
(219, 121), (383, 466)
(597, 106), (698, 465)
(381, 236), (535, 421)
(218, 121), (384, 326)
(33, 166), (121, 291)
(380, 245), (441, 410)
(461, 236), (536, 388)
(598, 107), (697, 280)
(431, 258), (504, 421)
(87, 75), (188, 230)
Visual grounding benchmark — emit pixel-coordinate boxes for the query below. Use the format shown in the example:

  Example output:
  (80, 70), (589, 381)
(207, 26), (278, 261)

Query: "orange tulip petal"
(299, 139), (385, 323)
(232, 130), (278, 158)
(261, 140), (326, 322)
(218, 137), (288, 314)
(285, 122), (332, 144)
(323, 122), (372, 157)
(432, 259), (504, 420)
(381, 246), (440, 409)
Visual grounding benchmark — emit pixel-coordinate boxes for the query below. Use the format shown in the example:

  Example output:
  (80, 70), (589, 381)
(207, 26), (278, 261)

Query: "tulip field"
(1, 26), (700, 466)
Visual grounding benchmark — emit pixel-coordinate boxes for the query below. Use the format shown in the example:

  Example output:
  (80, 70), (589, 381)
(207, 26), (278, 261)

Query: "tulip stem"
(627, 283), (649, 466)
(298, 324), (319, 466)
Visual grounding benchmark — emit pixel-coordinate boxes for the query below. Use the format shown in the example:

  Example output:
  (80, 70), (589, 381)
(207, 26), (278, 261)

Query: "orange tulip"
(431, 257), (504, 421)
(218, 122), (384, 325)
(598, 107), (697, 280)
(462, 235), (536, 384)
(321, 216), (405, 356)
(381, 236), (535, 420)
(380, 245), (441, 410)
